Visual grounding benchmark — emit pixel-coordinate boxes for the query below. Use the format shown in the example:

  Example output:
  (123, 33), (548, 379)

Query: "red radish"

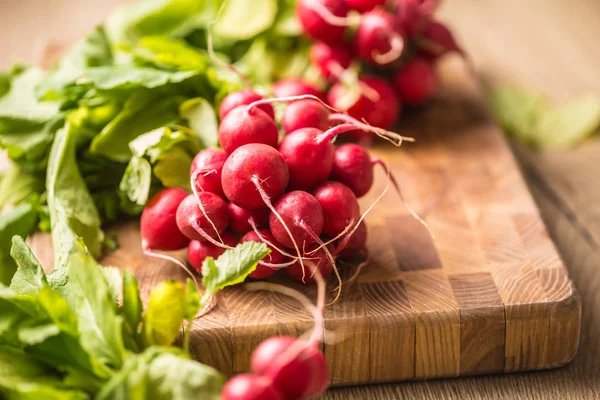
(140, 188), (190, 250)
(251, 336), (329, 399)
(269, 191), (324, 249)
(228, 203), (269, 234)
(221, 144), (289, 209)
(418, 20), (462, 60)
(187, 232), (238, 273)
(394, 58), (437, 105)
(240, 230), (285, 279)
(345, 0), (385, 12)
(287, 245), (333, 283)
(219, 90), (275, 120)
(221, 374), (284, 400)
(272, 78), (325, 102)
(190, 149), (227, 197)
(175, 193), (229, 241)
(282, 99), (330, 134)
(218, 105), (279, 155)
(396, 0), (438, 37)
(310, 42), (353, 81)
(313, 181), (360, 237)
(354, 10), (404, 65)
(328, 75), (401, 129)
(330, 143), (374, 198)
(296, 0), (348, 45)
(335, 220), (367, 256)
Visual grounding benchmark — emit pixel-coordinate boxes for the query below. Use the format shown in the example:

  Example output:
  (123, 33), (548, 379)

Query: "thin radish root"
(342, 249), (370, 287)
(206, 29), (252, 89)
(247, 94), (338, 114)
(307, 218), (355, 255)
(190, 170), (225, 244)
(190, 219), (233, 249)
(327, 114), (415, 146)
(143, 248), (201, 293)
(372, 34), (404, 65)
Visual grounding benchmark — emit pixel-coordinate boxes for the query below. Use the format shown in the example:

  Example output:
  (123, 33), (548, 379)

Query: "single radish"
(393, 58), (438, 105)
(219, 90), (275, 120)
(310, 42), (353, 81)
(330, 143), (374, 198)
(251, 336), (329, 399)
(313, 181), (360, 237)
(345, 0), (385, 12)
(286, 245), (333, 283)
(418, 19), (462, 60)
(282, 99), (330, 134)
(354, 10), (404, 65)
(190, 148), (227, 197)
(175, 193), (229, 241)
(396, 0), (439, 37)
(140, 188), (190, 251)
(221, 143), (289, 209)
(296, 0), (349, 45)
(187, 232), (238, 273)
(228, 203), (270, 234)
(218, 105), (279, 155)
(335, 220), (367, 256)
(221, 374), (284, 400)
(272, 78), (325, 102)
(240, 230), (286, 279)
(328, 75), (401, 130)
(268, 191), (324, 249)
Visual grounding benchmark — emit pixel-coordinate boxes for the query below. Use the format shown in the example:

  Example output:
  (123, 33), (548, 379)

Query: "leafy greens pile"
(0, 0), (309, 285)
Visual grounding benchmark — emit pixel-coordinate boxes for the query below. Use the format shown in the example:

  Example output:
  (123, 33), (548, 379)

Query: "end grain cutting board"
(30, 59), (581, 385)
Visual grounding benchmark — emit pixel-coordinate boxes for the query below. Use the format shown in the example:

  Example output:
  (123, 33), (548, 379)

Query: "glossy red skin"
(345, 0), (385, 12)
(222, 144), (290, 209)
(221, 374), (284, 400)
(227, 203), (270, 234)
(327, 75), (401, 130)
(354, 10), (402, 65)
(269, 191), (324, 249)
(337, 220), (367, 256)
(218, 106), (279, 155)
(175, 193), (229, 241)
(140, 188), (190, 250)
(418, 20), (460, 60)
(190, 149), (227, 197)
(240, 230), (285, 279)
(278, 128), (334, 191)
(251, 337), (330, 399)
(396, 0), (432, 37)
(286, 245), (333, 283)
(219, 89), (275, 120)
(310, 42), (353, 81)
(313, 181), (360, 237)
(272, 78), (325, 102)
(330, 144), (374, 198)
(187, 232), (238, 273)
(393, 58), (437, 105)
(282, 99), (330, 134)
(297, 0), (348, 45)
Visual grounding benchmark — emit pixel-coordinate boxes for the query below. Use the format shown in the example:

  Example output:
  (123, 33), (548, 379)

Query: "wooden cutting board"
(29, 59), (581, 386)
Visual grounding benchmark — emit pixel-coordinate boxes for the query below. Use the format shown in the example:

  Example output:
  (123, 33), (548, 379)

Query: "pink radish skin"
(328, 75), (401, 129)
(287, 245), (333, 283)
(269, 191), (324, 249)
(272, 78), (325, 102)
(190, 149), (227, 197)
(394, 58), (437, 105)
(140, 188), (190, 250)
(418, 20), (462, 60)
(330, 143), (374, 198)
(218, 105), (279, 155)
(219, 90), (275, 120)
(336, 220), (367, 256)
(228, 203), (270, 234)
(296, 0), (348, 45)
(175, 193), (229, 241)
(282, 99), (330, 134)
(187, 232), (238, 273)
(240, 230), (285, 279)
(354, 10), (404, 65)
(345, 0), (385, 12)
(310, 42), (353, 81)
(251, 336), (329, 399)
(313, 181), (360, 237)
(221, 374), (284, 400)
(222, 144), (290, 209)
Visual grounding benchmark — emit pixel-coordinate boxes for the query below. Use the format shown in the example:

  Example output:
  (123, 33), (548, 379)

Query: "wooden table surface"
(2, 0), (599, 399)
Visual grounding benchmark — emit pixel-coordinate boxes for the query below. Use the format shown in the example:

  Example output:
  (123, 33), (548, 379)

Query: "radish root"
(327, 114), (415, 146)
(206, 29), (252, 89)
(247, 94), (338, 115)
(372, 34), (404, 65)
(190, 170), (225, 244)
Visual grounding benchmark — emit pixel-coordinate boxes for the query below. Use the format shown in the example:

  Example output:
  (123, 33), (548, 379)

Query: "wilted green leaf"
(153, 147), (193, 188)
(143, 281), (186, 347)
(213, 0), (278, 40)
(180, 97), (218, 148)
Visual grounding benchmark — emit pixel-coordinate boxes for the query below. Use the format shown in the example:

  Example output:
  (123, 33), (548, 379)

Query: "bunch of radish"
(266, 0), (463, 142)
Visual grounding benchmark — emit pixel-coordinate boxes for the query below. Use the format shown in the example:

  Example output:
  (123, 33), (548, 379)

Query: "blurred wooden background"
(1, 0), (599, 398)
